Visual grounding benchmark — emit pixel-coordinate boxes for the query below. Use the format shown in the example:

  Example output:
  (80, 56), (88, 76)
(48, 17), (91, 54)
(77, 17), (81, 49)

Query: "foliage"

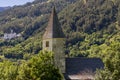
(0, 0), (120, 58)
(0, 0), (120, 79)
(90, 40), (120, 79)
(0, 61), (18, 80)
(17, 51), (63, 80)
(0, 51), (63, 80)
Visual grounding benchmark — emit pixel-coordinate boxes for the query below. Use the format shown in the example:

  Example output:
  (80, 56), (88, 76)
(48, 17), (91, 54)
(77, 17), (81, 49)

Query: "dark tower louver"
(43, 7), (65, 39)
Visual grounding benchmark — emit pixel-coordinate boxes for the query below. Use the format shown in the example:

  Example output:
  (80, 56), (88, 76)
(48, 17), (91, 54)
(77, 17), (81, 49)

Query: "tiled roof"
(43, 7), (65, 39)
(66, 57), (104, 75)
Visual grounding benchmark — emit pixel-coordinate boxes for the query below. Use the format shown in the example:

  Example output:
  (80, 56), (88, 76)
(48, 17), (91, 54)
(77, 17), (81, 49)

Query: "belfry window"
(46, 41), (49, 47)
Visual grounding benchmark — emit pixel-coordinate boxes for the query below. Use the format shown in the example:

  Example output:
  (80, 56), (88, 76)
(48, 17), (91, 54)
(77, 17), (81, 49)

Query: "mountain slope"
(0, 0), (120, 58)
(0, 7), (5, 12)
(0, 0), (77, 38)
(0, 7), (10, 12)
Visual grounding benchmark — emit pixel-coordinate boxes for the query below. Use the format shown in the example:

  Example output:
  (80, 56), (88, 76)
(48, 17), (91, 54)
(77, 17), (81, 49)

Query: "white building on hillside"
(3, 30), (21, 40)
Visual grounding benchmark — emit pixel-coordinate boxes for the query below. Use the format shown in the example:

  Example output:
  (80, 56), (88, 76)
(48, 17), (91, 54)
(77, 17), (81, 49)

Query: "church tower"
(42, 7), (65, 73)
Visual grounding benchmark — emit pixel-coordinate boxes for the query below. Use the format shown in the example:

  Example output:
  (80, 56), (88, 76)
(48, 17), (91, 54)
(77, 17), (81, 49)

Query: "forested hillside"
(0, 0), (120, 79)
(0, 0), (78, 59)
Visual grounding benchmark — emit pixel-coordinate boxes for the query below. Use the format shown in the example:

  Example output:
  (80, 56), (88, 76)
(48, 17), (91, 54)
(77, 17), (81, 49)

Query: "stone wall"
(53, 38), (65, 73)
(42, 38), (65, 73)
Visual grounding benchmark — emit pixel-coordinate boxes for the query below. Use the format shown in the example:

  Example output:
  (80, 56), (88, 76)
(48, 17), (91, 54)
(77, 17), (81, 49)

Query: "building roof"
(64, 58), (104, 80)
(43, 7), (65, 39)
(65, 57), (104, 79)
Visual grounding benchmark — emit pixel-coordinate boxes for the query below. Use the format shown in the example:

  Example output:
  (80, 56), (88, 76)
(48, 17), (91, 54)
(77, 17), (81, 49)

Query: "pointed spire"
(43, 6), (65, 39)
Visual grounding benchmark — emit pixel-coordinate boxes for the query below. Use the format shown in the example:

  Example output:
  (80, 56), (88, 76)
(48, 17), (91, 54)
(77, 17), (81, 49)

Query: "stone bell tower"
(42, 7), (65, 73)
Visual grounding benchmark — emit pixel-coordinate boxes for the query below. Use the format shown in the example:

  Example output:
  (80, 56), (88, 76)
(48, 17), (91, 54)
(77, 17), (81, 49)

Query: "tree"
(95, 42), (120, 80)
(17, 51), (63, 80)
(0, 61), (18, 80)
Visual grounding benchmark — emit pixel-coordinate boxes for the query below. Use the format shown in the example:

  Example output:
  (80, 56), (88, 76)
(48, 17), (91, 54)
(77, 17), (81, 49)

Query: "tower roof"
(43, 7), (65, 39)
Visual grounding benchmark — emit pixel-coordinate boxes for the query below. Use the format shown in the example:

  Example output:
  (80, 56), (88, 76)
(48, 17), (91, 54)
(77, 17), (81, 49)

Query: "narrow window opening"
(46, 41), (49, 47)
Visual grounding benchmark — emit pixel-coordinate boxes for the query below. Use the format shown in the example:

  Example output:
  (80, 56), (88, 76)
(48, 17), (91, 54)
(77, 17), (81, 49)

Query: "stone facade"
(43, 39), (53, 51)
(53, 38), (65, 73)
(43, 38), (66, 73)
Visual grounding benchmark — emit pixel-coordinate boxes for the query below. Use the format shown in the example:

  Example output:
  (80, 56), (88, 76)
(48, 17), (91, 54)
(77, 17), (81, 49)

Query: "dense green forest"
(0, 0), (120, 79)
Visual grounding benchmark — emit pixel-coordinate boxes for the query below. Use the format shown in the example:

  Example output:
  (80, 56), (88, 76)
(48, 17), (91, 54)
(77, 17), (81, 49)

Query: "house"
(42, 6), (104, 80)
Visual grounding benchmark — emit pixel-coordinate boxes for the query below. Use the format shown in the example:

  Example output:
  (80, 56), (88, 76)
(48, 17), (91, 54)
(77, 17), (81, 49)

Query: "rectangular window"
(46, 41), (49, 47)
